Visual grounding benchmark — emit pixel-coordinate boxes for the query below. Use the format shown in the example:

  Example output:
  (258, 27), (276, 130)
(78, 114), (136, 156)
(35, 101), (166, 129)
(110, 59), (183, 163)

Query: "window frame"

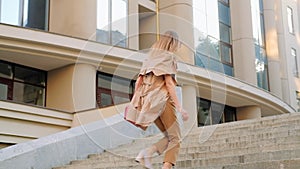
(197, 97), (237, 127)
(0, 60), (47, 106)
(0, 0), (49, 30)
(96, 0), (128, 48)
(96, 72), (135, 108)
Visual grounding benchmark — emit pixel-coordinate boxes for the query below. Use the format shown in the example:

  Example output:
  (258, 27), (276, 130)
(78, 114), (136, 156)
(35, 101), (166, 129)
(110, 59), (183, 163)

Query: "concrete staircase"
(53, 113), (300, 169)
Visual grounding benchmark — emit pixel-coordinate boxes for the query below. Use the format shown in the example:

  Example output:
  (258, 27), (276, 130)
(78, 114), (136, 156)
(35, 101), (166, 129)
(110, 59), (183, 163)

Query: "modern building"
(0, 0), (299, 149)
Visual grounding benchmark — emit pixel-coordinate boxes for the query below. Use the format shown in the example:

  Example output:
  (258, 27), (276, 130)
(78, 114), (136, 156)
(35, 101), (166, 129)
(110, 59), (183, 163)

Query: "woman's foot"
(162, 162), (173, 169)
(135, 148), (155, 169)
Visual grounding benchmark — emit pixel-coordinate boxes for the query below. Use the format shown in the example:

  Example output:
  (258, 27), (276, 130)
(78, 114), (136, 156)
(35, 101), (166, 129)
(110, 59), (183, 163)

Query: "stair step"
(52, 113), (300, 169)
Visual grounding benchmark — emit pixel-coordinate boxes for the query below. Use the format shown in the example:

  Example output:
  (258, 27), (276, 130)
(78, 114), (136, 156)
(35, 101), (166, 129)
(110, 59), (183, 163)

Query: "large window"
(287, 6), (294, 34)
(252, 0), (269, 90)
(96, 72), (134, 108)
(97, 0), (128, 47)
(197, 98), (236, 126)
(0, 60), (46, 106)
(0, 0), (49, 30)
(193, 0), (233, 76)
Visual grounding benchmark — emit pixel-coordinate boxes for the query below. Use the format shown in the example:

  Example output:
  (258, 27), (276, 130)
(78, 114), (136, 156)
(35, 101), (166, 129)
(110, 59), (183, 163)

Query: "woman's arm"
(164, 75), (189, 121)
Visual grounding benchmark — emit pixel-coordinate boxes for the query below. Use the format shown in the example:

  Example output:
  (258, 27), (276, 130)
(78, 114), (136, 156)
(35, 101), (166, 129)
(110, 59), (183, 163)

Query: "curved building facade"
(0, 0), (299, 148)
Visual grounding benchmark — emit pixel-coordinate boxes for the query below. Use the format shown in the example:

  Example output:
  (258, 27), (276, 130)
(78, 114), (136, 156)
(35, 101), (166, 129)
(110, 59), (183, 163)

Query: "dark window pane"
(211, 102), (224, 124)
(14, 66), (46, 86)
(224, 106), (236, 122)
(0, 62), (13, 79)
(97, 72), (135, 107)
(197, 98), (211, 126)
(13, 82), (45, 106)
(98, 73), (112, 89)
(24, 0), (48, 30)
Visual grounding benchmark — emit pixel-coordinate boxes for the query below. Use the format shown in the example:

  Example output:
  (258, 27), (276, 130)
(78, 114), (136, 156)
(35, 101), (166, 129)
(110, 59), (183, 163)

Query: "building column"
(158, 0), (195, 64)
(231, 0), (257, 85)
(72, 64), (97, 112)
(49, 0), (97, 39)
(263, 0), (283, 99)
(181, 85), (198, 128)
(47, 64), (97, 112)
(236, 106), (261, 120)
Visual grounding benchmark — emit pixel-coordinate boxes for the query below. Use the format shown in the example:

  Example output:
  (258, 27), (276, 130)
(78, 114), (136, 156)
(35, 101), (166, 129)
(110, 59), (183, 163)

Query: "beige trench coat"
(125, 51), (178, 130)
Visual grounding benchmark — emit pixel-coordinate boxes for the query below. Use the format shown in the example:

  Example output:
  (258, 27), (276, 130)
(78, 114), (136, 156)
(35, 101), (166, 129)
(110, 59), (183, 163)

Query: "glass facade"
(96, 72), (135, 108)
(0, 60), (46, 106)
(252, 0), (269, 91)
(0, 0), (49, 30)
(197, 97), (236, 126)
(193, 0), (233, 76)
(97, 0), (128, 47)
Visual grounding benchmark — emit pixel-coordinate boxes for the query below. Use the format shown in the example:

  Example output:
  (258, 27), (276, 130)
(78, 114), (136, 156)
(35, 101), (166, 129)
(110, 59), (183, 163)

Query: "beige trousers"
(153, 99), (181, 166)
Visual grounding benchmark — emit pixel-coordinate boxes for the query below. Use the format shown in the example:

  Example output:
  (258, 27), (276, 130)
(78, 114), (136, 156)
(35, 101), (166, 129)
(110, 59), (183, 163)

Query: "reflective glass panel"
(111, 0), (127, 47)
(218, 2), (230, 26)
(24, 0), (48, 30)
(219, 23), (231, 43)
(97, 0), (109, 44)
(220, 43), (231, 64)
(223, 63), (234, 76)
(0, 62), (12, 79)
(195, 34), (209, 56)
(195, 53), (209, 68)
(206, 0), (220, 39)
(13, 82), (45, 106)
(292, 48), (298, 77)
(287, 7), (294, 33)
(0, 83), (8, 100)
(100, 93), (112, 107)
(193, 0), (207, 41)
(0, 0), (21, 25)
(14, 66), (46, 86)
(197, 99), (211, 126)
(251, 0), (264, 46)
(208, 36), (220, 60)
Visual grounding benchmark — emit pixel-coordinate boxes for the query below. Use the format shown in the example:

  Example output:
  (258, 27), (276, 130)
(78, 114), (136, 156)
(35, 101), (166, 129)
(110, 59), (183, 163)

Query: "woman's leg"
(154, 100), (181, 167)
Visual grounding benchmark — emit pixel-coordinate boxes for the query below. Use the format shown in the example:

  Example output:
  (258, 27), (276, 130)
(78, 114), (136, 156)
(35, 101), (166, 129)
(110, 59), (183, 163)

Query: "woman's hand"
(180, 108), (189, 121)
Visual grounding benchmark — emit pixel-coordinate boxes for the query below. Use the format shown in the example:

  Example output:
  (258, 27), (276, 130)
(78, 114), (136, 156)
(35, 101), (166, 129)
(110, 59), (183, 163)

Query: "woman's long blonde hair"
(151, 31), (180, 53)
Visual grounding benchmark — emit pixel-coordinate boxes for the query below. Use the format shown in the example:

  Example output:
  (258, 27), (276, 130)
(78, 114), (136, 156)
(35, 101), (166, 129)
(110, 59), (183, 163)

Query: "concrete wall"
(49, 0), (97, 40)
(237, 106), (262, 120)
(0, 114), (159, 169)
(47, 65), (74, 112)
(0, 101), (72, 147)
(47, 64), (96, 112)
